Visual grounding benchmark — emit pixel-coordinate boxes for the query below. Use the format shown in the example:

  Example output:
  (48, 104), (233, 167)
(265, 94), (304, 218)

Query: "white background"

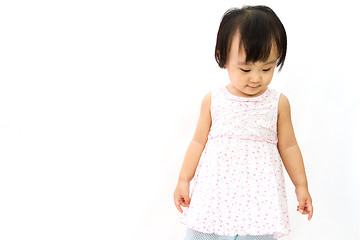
(0, 0), (359, 239)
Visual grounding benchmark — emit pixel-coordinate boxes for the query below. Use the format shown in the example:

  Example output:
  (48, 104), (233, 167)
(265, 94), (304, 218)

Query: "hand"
(173, 180), (191, 213)
(295, 185), (313, 221)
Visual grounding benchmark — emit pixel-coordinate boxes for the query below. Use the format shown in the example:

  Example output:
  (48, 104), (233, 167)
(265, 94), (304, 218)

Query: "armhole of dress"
(275, 90), (282, 133)
(209, 88), (215, 120)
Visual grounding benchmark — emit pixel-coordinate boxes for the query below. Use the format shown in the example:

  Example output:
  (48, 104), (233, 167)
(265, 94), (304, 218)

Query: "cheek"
(228, 70), (237, 78)
(231, 70), (245, 77)
(264, 72), (274, 82)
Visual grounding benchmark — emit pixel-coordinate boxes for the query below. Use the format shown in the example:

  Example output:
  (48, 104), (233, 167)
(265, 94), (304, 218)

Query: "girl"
(173, 5), (313, 240)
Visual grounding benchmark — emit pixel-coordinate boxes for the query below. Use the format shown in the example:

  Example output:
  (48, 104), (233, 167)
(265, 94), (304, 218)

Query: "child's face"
(224, 33), (278, 97)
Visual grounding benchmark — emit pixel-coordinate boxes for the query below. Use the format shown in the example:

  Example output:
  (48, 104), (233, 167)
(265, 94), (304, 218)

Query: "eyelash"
(240, 68), (272, 73)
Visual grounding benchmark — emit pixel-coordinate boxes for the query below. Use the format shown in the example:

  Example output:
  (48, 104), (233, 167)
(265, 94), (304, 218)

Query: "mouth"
(248, 85), (259, 89)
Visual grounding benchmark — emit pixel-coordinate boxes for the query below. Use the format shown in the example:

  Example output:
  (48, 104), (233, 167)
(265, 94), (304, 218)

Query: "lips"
(248, 85), (259, 88)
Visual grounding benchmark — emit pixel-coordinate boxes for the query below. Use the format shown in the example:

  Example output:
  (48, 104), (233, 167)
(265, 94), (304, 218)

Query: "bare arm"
(177, 91), (212, 183)
(277, 93), (308, 188)
(277, 93), (313, 220)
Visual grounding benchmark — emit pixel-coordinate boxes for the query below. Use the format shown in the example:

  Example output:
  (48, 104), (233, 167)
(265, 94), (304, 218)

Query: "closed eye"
(240, 68), (250, 73)
(263, 67), (272, 72)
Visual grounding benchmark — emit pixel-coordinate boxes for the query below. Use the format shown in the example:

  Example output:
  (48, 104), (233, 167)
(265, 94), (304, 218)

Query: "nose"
(249, 73), (261, 84)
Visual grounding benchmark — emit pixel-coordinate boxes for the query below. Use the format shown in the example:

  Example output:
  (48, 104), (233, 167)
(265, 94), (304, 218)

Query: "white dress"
(178, 85), (292, 239)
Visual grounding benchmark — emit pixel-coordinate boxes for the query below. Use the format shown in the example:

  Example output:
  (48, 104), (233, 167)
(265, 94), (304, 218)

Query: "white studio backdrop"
(0, 0), (359, 240)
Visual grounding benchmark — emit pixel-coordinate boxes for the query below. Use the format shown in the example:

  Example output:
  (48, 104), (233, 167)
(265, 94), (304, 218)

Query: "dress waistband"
(208, 134), (278, 144)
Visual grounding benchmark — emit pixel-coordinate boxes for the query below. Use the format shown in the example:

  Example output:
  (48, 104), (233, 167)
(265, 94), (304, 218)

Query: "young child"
(173, 5), (313, 240)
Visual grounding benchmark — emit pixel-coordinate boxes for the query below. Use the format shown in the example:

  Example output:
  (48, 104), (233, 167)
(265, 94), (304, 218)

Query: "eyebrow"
(237, 59), (277, 65)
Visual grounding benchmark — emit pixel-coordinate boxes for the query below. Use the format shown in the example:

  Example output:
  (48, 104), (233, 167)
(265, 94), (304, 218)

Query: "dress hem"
(179, 215), (291, 239)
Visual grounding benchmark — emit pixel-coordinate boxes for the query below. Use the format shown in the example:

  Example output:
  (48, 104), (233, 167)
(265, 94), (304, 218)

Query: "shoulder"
(278, 93), (291, 117)
(201, 91), (212, 111)
(203, 91), (212, 101)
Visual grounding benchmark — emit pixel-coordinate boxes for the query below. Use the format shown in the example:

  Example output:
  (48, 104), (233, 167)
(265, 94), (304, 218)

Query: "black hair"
(215, 5), (287, 71)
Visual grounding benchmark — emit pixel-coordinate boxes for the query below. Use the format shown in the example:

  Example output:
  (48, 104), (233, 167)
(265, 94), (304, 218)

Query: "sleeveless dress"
(177, 85), (292, 239)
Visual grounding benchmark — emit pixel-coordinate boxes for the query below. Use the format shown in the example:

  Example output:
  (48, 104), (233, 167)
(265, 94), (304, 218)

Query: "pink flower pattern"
(178, 85), (292, 239)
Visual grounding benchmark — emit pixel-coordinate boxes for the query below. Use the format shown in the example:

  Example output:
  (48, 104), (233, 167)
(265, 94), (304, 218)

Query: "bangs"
(239, 10), (275, 64)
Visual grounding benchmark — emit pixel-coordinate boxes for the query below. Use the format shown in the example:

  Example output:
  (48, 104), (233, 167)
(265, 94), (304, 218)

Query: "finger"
(297, 206), (308, 215)
(298, 209), (308, 215)
(302, 210), (309, 215)
(184, 196), (191, 206)
(307, 204), (314, 221)
(175, 203), (183, 213)
(181, 200), (189, 207)
(174, 198), (184, 213)
(298, 201), (306, 213)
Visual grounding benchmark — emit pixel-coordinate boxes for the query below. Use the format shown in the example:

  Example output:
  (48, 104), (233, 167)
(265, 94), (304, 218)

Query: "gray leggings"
(184, 227), (277, 240)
